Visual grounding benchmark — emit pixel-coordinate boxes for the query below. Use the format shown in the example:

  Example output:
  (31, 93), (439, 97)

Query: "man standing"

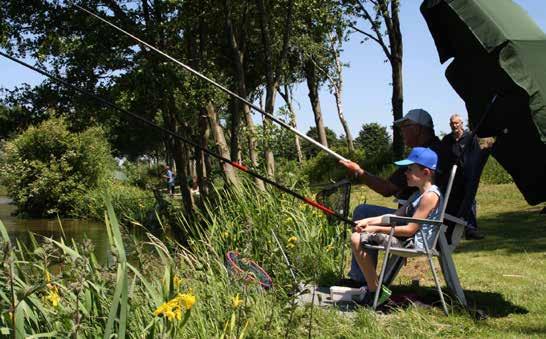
(441, 114), (486, 240)
(164, 165), (175, 195)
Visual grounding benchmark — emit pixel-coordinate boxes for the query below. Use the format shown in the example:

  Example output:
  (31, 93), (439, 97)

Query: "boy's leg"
(347, 204), (395, 284)
(350, 232), (378, 291)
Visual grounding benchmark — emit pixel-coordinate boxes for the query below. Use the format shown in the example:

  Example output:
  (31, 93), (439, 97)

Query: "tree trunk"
(279, 85), (303, 162)
(330, 34), (354, 152)
(263, 83), (277, 177)
(172, 137), (193, 215)
(197, 107), (211, 198)
(304, 60), (328, 147)
(225, 0), (264, 189)
(352, 0), (403, 157)
(388, 0), (404, 158)
(206, 101), (241, 187)
(391, 57), (404, 158)
(256, 0), (293, 178)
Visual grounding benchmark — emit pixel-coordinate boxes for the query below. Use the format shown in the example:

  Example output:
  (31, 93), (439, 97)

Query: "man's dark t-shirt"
(388, 136), (448, 200)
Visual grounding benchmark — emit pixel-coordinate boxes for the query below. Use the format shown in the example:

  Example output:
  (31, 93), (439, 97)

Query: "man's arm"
(357, 171), (400, 197)
(339, 160), (400, 197)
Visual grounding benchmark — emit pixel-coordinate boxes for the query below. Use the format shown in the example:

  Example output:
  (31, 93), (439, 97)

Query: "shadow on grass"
(457, 208), (546, 254)
(390, 285), (528, 318)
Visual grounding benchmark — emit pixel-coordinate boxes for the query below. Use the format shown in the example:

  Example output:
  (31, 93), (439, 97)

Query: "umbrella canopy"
(421, 0), (546, 205)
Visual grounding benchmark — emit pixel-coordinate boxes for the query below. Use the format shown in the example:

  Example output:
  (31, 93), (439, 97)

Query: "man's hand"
(339, 160), (364, 177)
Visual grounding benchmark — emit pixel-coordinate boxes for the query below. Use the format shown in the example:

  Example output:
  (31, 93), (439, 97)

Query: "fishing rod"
(0, 51), (356, 228)
(70, 2), (348, 163)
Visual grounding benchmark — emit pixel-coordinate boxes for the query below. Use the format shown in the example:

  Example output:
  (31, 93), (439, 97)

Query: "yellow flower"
(165, 310), (176, 321)
(223, 231), (229, 238)
(287, 243), (295, 249)
(44, 270), (51, 283)
(231, 293), (243, 309)
(46, 290), (60, 307)
(154, 291), (196, 321)
(325, 244), (334, 253)
(177, 293), (196, 310)
(287, 236), (298, 243)
(173, 275), (182, 290)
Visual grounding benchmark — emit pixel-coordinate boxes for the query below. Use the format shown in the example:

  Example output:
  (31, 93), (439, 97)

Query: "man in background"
(441, 114), (486, 240)
(164, 165), (175, 195)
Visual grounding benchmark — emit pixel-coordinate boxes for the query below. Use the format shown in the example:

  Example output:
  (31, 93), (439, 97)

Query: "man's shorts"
(360, 232), (403, 248)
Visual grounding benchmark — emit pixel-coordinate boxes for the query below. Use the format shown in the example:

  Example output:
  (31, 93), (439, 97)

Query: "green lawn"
(344, 183), (546, 338)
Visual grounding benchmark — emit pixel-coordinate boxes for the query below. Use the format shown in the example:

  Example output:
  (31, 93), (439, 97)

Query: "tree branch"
(354, 0), (392, 60)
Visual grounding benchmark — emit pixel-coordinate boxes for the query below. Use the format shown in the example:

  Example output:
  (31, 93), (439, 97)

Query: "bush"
(0, 117), (114, 217)
(122, 160), (163, 189)
(480, 156), (513, 185)
(303, 145), (393, 185)
(72, 180), (156, 224)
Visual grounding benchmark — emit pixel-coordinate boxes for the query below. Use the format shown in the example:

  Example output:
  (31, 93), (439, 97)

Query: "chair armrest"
(370, 214), (443, 227)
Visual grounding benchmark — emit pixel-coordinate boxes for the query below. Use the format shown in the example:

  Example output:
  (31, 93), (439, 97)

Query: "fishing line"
(0, 51), (356, 228)
(70, 2), (348, 162)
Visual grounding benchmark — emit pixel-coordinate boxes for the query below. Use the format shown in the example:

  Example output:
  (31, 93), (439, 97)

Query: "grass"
(0, 181), (544, 337)
(351, 183), (546, 338)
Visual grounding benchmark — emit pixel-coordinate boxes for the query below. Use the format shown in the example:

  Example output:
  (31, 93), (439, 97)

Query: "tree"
(345, 0), (404, 158)
(255, 0), (294, 178)
(0, 117), (113, 217)
(302, 126), (340, 159)
(354, 122), (393, 172)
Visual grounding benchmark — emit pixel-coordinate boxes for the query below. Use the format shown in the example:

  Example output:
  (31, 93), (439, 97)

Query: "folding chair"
(361, 165), (458, 315)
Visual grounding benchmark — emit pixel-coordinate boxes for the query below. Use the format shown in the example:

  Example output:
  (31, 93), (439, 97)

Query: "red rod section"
(229, 162), (248, 171)
(303, 198), (335, 215)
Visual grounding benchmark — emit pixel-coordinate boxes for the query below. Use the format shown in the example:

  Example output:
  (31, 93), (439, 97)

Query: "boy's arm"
(366, 192), (439, 237)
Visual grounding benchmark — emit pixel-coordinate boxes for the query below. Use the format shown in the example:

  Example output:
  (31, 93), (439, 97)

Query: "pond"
(0, 196), (111, 264)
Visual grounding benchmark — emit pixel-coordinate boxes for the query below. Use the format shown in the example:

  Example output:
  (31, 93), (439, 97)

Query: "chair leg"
(373, 226), (395, 309)
(420, 229), (449, 315)
(427, 252), (449, 315)
(438, 234), (468, 308)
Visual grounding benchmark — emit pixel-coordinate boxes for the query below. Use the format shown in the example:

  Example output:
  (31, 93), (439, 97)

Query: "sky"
(1, 0), (545, 138)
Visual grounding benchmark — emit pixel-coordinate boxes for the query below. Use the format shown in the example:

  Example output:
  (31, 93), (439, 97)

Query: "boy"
(351, 147), (443, 306)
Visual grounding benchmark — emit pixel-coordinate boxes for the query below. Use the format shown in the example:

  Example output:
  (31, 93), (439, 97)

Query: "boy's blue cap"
(394, 147), (438, 170)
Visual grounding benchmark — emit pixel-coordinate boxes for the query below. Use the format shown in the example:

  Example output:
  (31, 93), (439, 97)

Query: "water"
(0, 196), (111, 264)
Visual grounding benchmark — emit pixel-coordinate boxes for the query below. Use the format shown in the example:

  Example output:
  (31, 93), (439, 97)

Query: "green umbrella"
(421, 0), (546, 205)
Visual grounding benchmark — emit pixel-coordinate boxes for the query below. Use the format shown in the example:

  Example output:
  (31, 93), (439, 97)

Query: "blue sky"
(1, 0), (545, 138)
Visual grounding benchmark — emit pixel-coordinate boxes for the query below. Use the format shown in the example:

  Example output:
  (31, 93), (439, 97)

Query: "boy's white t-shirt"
(405, 185), (443, 249)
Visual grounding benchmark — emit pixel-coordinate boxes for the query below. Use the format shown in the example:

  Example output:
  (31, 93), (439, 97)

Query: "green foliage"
(0, 117), (113, 217)
(480, 157), (514, 185)
(303, 129), (393, 185)
(304, 146), (362, 184)
(302, 126), (342, 159)
(72, 181), (155, 224)
(122, 161), (163, 189)
(354, 123), (392, 169)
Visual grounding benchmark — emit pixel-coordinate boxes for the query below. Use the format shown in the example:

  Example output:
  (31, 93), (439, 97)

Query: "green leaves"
(0, 117), (113, 217)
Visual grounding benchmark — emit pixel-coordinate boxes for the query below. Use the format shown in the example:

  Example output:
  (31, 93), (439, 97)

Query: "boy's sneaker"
(377, 285), (392, 306)
(357, 285), (392, 307)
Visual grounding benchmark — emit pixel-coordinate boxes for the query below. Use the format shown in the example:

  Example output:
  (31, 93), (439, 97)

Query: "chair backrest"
(438, 165), (458, 222)
(428, 165), (458, 249)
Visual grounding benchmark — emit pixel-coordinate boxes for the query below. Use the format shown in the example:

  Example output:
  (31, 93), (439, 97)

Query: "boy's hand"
(353, 219), (369, 233)
(339, 160), (364, 177)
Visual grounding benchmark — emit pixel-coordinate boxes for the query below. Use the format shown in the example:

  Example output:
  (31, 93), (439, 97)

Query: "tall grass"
(0, 181), (349, 337)
(2, 181), (542, 337)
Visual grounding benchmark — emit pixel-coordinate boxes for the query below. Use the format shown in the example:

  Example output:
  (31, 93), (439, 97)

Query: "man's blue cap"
(394, 147), (438, 170)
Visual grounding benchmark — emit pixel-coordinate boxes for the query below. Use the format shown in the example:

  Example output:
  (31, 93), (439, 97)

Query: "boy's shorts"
(360, 232), (403, 248)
